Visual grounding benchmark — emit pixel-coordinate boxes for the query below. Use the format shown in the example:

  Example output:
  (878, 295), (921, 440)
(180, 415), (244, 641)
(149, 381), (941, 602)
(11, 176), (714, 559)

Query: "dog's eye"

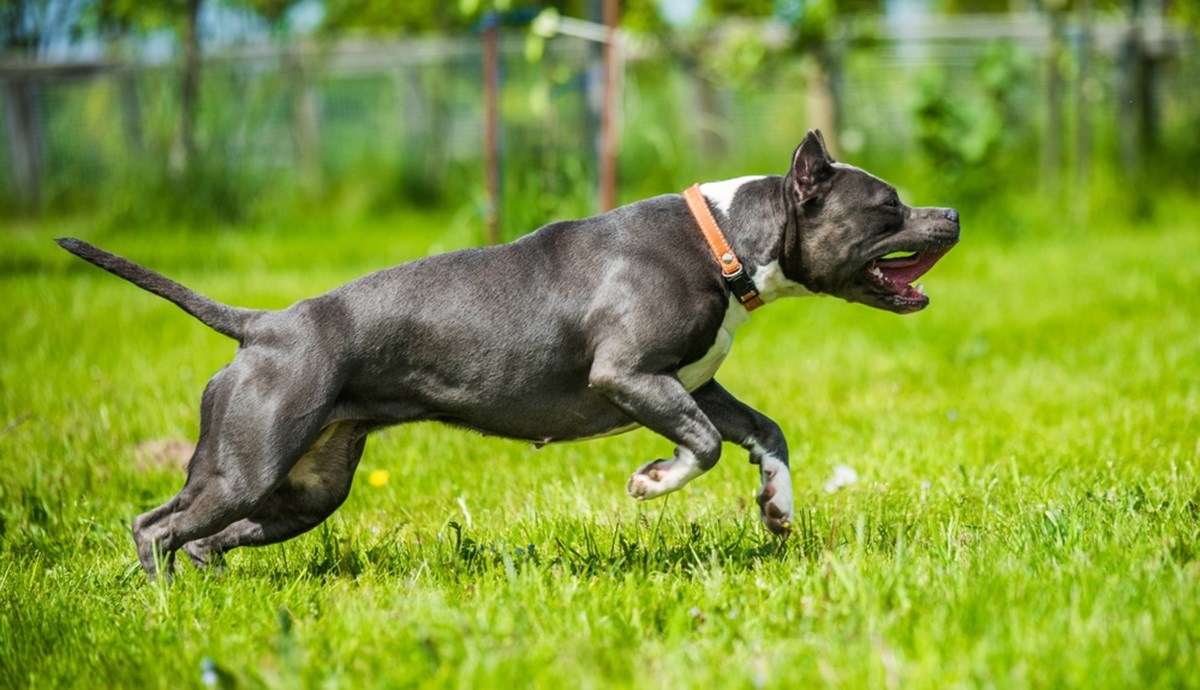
(883, 197), (900, 209)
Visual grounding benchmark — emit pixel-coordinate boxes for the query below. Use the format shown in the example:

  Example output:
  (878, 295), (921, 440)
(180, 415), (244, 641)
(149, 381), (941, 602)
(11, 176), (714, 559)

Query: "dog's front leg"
(692, 380), (793, 536)
(588, 360), (723, 501)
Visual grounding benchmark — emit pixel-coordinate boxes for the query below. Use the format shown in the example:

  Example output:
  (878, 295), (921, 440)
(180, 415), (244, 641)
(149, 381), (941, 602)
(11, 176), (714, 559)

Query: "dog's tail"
(56, 237), (256, 341)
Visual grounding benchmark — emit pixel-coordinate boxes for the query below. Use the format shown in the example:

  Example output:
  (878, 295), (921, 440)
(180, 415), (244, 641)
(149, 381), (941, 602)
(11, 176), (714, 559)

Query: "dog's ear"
(789, 130), (835, 204)
(811, 129), (835, 162)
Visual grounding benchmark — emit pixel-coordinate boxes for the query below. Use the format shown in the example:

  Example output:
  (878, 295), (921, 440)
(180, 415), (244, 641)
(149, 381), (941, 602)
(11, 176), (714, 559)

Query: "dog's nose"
(944, 208), (959, 224)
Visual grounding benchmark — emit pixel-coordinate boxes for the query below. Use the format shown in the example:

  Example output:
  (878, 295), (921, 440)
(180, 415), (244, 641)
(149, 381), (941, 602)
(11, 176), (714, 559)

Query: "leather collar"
(682, 184), (764, 311)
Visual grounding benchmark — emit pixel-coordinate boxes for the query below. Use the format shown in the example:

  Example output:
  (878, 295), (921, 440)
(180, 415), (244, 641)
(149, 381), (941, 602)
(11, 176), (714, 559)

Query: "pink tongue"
(876, 249), (948, 285)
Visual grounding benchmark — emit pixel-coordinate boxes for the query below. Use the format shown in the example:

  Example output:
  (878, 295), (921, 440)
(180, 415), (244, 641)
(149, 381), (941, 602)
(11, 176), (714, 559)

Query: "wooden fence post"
(483, 13), (501, 245)
(599, 0), (619, 212)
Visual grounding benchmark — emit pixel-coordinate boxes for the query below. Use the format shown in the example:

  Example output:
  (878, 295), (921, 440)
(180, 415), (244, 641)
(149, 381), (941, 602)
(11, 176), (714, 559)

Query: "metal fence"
(0, 31), (609, 228)
(1, 13), (1196, 221)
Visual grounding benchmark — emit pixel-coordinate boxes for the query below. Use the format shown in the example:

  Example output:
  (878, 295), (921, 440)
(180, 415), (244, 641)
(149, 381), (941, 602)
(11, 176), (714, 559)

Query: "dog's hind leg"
(180, 421), (371, 569)
(691, 380), (793, 536)
(131, 355), (341, 578)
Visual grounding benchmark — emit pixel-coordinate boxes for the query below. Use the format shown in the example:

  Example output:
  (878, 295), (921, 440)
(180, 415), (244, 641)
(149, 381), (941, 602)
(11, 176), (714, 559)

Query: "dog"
(59, 130), (959, 577)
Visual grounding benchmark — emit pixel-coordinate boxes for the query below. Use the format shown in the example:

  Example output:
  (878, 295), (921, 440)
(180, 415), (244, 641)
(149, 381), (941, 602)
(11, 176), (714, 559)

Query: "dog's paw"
(756, 456), (794, 538)
(756, 483), (793, 537)
(181, 540), (227, 572)
(627, 451), (704, 501)
(627, 459), (675, 500)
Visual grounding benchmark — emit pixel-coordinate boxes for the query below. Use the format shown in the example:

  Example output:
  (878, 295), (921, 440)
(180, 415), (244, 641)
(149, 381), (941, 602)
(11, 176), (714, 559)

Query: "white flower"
(823, 464), (859, 493)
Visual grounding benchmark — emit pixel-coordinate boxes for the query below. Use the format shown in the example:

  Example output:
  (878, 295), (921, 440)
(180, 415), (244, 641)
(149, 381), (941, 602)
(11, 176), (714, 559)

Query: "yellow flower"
(367, 470), (390, 487)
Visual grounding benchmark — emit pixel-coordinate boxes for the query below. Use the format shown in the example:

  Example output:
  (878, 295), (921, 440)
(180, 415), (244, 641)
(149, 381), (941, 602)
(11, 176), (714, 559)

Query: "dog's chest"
(678, 298), (750, 391)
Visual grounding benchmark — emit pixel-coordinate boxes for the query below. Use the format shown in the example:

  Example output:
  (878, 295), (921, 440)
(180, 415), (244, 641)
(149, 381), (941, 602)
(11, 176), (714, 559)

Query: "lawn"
(1, 202), (1198, 688)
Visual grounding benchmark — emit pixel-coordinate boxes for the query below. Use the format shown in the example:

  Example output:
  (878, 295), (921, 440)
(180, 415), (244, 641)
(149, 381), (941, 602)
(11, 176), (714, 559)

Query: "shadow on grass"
(249, 514), (838, 583)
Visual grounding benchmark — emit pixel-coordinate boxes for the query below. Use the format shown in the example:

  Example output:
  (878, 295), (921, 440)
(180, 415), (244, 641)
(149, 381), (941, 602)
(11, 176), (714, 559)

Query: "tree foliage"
(1, 0), (91, 54)
(321, 0), (466, 33)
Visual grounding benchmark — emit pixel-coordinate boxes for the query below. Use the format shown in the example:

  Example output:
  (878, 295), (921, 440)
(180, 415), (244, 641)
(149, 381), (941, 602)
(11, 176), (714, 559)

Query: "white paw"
(756, 453), (794, 536)
(626, 450), (703, 500)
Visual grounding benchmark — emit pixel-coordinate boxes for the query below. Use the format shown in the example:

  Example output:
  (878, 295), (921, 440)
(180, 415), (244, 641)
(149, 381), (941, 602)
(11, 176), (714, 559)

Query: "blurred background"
(0, 0), (1196, 240)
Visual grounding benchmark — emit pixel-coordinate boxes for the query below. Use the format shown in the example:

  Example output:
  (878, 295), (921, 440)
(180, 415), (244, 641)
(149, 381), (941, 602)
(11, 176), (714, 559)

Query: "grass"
(1, 201), (1198, 689)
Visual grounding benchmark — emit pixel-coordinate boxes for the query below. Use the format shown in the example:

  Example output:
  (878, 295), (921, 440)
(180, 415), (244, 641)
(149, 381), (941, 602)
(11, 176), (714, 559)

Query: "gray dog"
(59, 130), (959, 577)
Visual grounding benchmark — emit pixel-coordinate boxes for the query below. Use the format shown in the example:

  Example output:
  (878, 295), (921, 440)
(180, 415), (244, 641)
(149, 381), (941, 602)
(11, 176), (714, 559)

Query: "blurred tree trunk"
(1042, 6), (1066, 195)
(396, 66), (426, 175)
(109, 31), (145, 155)
(802, 52), (840, 157)
(1134, 0), (1162, 155)
(1, 76), (44, 209)
(284, 48), (321, 191)
(1117, 0), (1162, 180)
(1117, 3), (1140, 175)
(171, 0), (202, 177)
(118, 67), (144, 154)
(423, 61), (448, 193)
(691, 68), (728, 159)
(1, 0), (47, 209)
(1074, 0), (1093, 188)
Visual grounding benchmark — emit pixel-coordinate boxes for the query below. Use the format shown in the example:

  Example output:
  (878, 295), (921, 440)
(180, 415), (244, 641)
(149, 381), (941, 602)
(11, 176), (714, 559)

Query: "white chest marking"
(698, 176), (768, 215)
(678, 297), (750, 392)
(751, 260), (817, 302)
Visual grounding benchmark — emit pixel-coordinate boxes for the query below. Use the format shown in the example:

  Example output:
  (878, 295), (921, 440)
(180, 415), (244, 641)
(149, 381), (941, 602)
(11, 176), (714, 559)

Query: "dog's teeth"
(870, 266), (884, 279)
(915, 282), (927, 296)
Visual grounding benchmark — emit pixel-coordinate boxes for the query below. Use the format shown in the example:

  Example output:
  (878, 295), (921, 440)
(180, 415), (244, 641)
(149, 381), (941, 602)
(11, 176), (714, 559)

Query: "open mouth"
(866, 249), (951, 309)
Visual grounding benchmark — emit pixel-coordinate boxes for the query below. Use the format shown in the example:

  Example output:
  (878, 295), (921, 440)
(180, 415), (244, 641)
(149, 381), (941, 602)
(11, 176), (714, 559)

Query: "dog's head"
(780, 130), (960, 314)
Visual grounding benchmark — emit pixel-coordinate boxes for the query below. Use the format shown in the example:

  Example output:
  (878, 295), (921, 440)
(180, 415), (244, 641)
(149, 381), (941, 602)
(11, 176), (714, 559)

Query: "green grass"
(2, 204), (1198, 689)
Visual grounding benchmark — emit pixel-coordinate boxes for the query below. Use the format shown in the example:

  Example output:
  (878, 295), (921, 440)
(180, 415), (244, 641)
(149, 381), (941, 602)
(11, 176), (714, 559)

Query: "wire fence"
(1, 13), (1196, 227)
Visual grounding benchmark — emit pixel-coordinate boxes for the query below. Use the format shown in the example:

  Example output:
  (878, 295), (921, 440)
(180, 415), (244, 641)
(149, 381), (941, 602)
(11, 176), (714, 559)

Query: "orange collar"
(682, 184), (764, 311)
